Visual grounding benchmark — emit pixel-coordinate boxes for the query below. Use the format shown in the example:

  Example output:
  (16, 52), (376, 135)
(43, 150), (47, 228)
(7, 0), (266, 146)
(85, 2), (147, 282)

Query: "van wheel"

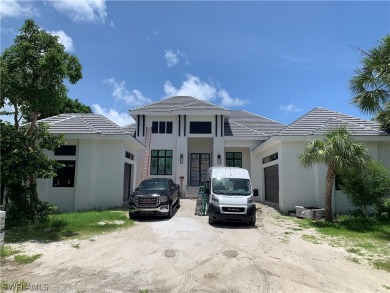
(249, 215), (256, 226)
(209, 213), (215, 225)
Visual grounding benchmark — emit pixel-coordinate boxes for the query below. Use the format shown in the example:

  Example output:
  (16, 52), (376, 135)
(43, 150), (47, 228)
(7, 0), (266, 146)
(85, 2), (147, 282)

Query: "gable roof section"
(276, 107), (386, 136)
(130, 96), (230, 115)
(123, 123), (136, 137)
(224, 110), (285, 137)
(39, 114), (131, 135)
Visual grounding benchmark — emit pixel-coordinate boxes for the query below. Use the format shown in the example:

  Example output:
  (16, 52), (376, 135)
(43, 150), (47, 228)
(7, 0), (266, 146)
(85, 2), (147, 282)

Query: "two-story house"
(37, 96), (390, 213)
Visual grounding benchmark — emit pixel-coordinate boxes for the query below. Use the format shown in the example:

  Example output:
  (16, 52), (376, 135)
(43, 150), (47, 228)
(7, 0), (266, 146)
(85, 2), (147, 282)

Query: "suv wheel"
(167, 202), (173, 219)
(176, 197), (181, 208)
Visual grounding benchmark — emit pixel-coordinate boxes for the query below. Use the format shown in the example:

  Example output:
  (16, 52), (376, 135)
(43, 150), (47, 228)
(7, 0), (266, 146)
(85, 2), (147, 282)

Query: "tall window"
(54, 145), (76, 156)
(53, 160), (76, 187)
(152, 121), (173, 134)
(150, 150), (173, 175)
(226, 152), (242, 168)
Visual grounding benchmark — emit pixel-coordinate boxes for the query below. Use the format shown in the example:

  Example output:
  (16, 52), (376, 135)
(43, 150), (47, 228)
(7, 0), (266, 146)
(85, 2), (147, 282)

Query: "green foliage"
(374, 103), (390, 132)
(299, 127), (369, 221)
(350, 35), (390, 132)
(14, 254), (42, 264)
(340, 160), (390, 214)
(375, 197), (390, 219)
(0, 19), (83, 119)
(5, 210), (133, 243)
(1, 122), (63, 226)
(350, 35), (390, 114)
(0, 18), (82, 224)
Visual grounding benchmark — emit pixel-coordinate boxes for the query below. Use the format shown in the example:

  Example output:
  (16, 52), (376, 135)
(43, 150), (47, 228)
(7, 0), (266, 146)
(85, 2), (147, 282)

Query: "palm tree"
(299, 127), (369, 221)
(350, 35), (390, 131)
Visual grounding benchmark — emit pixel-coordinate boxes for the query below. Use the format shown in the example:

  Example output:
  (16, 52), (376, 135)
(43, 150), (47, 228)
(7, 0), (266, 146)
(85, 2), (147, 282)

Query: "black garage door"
(264, 165), (279, 203)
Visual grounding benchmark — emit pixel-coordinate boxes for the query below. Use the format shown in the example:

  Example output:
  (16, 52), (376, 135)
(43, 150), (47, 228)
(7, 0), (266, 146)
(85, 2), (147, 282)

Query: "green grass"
(302, 234), (322, 244)
(14, 254), (42, 264)
(5, 210), (134, 243)
(0, 246), (21, 258)
(373, 260), (390, 273)
(293, 214), (390, 271)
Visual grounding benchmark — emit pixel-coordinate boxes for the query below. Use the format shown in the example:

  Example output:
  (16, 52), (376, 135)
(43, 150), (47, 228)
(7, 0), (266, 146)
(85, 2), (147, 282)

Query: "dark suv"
(128, 178), (180, 218)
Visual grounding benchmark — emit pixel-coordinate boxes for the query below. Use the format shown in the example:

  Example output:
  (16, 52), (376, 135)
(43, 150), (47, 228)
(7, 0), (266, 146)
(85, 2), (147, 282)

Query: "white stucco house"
(37, 96), (390, 213)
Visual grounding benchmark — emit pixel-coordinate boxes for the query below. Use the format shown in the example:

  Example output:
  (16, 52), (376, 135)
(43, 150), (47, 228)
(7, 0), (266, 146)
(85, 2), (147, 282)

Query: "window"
(226, 152), (242, 168)
(190, 122), (212, 134)
(152, 121), (172, 134)
(125, 151), (134, 160)
(54, 145), (76, 156)
(263, 152), (278, 164)
(150, 150), (173, 175)
(53, 160), (76, 187)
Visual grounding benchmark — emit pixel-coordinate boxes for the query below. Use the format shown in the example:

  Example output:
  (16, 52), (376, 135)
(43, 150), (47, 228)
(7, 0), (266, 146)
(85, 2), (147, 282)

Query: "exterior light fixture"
(217, 154), (221, 164)
(180, 154), (183, 164)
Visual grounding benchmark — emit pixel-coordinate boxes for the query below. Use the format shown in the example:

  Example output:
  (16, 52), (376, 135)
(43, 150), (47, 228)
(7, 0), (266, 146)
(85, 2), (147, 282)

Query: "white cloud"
(105, 78), (152, 107)
(164, 74), (248, 107)
(50, 0), (107, 23)
(164, 50), (179, 67)
(92, 104), (134, 126)
(164, 74), (217, 101)
(164, 49), (190, 67)
(218, 89), (249, 107)
(0, 0), (39, 18)
(48, 30), (74, 52)
(280, 103), (304, 112)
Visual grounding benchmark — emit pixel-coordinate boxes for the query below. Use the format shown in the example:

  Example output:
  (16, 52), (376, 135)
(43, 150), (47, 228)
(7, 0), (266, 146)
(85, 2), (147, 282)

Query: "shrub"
(375, 197), (390, 219)
(340, 160), (390, 215)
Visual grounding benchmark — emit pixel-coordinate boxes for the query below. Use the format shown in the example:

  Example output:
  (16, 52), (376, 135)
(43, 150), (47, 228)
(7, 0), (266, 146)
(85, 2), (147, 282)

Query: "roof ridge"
(229, 121), (267, 136)
(240, 110), (285, 125)
(276, 107), (318, 134)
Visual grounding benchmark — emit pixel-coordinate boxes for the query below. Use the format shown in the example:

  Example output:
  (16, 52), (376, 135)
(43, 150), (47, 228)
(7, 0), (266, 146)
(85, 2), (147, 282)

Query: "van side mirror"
(253, 189), (259, 196)
(205, 188), (210, 194)
(135, 187), (139, 191)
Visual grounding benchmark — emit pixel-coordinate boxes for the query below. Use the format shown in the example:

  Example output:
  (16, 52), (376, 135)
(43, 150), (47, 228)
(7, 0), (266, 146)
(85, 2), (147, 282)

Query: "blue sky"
(1, 1), (389, 126)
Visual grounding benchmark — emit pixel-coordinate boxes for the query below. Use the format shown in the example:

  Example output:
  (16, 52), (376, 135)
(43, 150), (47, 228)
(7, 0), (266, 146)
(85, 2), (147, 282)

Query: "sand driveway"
(1, 199), (388, 292)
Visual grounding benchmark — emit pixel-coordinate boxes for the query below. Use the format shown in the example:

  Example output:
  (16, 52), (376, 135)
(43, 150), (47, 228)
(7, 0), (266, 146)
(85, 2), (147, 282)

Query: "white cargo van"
(204, 167), (259, 225)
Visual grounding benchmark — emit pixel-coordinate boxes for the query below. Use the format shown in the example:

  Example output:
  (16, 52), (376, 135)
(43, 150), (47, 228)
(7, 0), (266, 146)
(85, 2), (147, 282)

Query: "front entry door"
(190, 153), (210, 186)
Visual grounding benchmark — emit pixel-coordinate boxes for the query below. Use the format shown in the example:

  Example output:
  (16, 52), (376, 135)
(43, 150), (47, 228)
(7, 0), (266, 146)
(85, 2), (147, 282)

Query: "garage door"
(264, 165), (279, 203)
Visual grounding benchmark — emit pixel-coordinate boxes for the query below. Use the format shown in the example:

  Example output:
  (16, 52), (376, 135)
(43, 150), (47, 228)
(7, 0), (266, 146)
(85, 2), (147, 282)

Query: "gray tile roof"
(224, 110), (285, 137)
(39, 114), (130, 135)
(130, 96), (230, 113)
(276, 107), (387, 136)
(123, 123), (136, 137)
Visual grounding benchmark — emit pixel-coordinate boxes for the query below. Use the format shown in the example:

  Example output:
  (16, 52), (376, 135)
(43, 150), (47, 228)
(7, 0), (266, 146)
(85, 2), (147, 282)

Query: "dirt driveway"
(2, 199), (389, 292)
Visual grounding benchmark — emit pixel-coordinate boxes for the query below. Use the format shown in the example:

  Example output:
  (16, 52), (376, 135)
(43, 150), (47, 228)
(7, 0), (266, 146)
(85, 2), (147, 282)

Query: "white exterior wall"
(257, 138), (390, 213)
(38, 137), (139, 211)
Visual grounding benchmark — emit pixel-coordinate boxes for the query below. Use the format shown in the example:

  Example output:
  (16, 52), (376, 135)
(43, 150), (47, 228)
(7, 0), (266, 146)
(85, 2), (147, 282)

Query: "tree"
(0, 19), (82, 222)
(340, 160), (390, 215)
(23, 97), (92, 121)
(299, 127), (369, 221)
(350, 35), (390, 132)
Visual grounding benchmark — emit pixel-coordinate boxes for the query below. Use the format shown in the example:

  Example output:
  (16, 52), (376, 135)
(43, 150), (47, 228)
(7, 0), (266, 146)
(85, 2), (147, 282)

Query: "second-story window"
(152, 121), (172, 134)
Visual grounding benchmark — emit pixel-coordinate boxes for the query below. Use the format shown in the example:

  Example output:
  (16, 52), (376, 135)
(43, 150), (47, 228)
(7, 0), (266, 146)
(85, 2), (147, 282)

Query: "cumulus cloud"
(0, 0), (39, 18)
(280, 103), (304, 112)
(105, 78), (152, 107)
(48, 30), (74, 52)
(163, 74), (248, 107)
(218, 89), (249, 107)
(164, 49), (190, 67)
(92, 104), (134, 126)
(50, 0), (107, 23)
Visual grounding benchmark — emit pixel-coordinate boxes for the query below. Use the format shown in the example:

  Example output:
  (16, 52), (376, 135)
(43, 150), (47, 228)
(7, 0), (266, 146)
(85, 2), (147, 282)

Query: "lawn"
(4, 210), (134, 243)
(295, 214), (390, 272)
